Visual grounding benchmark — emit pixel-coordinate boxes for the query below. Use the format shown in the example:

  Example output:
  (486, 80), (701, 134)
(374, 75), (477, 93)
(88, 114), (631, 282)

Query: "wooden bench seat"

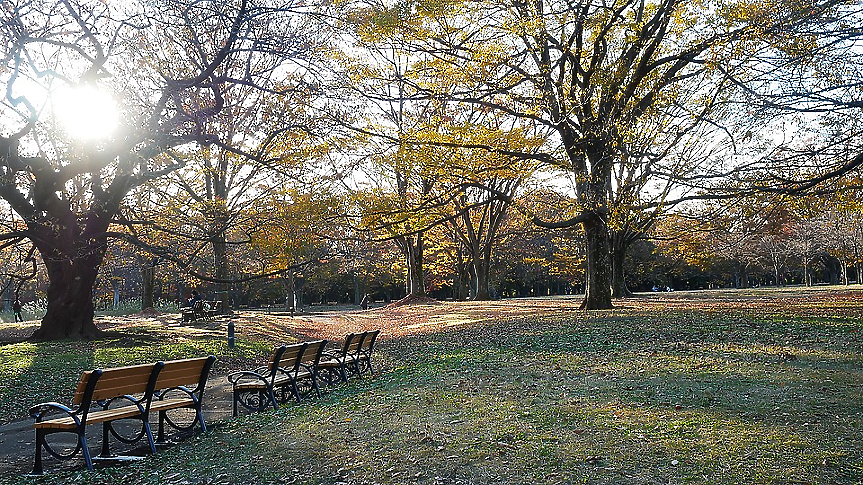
(29, 355), (216, 474)
(33, 406), (145, 430)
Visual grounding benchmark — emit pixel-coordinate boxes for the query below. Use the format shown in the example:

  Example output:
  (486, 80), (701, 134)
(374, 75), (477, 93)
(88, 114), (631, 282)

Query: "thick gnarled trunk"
(24, 175), (118, 341)
(31, 252), (105, 341)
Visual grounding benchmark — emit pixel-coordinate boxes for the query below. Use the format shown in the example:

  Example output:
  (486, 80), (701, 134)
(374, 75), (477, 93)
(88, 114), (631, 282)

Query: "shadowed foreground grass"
(4, 289), (863, 484)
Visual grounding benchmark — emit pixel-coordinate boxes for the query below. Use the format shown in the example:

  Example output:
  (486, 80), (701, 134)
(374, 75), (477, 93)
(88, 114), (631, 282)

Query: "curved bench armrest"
(227, 370), (268, 386)
(29, 402), (79, 424)
(100, 394), (147, 412)
(155, 385), (195, 399)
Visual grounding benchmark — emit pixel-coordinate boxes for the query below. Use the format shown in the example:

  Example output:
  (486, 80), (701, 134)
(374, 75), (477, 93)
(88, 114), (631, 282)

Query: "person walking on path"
(12, 298), (22, 322)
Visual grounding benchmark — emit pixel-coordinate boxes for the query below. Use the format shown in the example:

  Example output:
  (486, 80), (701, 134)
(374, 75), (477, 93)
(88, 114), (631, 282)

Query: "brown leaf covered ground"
(1, 286), (862, 484)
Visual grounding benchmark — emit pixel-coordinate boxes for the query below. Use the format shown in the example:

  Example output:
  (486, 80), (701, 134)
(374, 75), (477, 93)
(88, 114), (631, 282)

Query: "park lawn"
(3, 288), (863, 484)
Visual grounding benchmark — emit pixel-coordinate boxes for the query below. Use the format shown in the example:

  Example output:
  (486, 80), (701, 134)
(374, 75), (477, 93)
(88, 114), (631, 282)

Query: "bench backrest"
(302, 340), (328, 366)
(277, 342), (307, 371)
(338, 332), (363, 354)
(350, 331), (367, 354)
(266, 345), (288, 372)
(73, 363), (162, 405)
(156, 356), (216, 391)
(361, 330), (380, 353)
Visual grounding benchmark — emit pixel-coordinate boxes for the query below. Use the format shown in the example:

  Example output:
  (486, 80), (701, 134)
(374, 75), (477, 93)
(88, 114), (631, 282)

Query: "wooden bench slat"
(155, 358), (209, 389)
(75, 365), (156, 403)
(34, 405), (144, 430)
(149, 397), (194, 412)
(278, 344), (305, 367)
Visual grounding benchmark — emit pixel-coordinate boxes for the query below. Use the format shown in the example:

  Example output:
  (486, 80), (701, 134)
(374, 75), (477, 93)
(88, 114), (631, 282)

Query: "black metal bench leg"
(267, 389), (279, 411)
(81, 432), (94, 471)
(143, 419), (157, 454)
(100, 422), (112, 458)
(31, 429), (44, 475)
(196, 406), (207, 433)
(292, 381), (302, 403)
(157, 411), (166, 443)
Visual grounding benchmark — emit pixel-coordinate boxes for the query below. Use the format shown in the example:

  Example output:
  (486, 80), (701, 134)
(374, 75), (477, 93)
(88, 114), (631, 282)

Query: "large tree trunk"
(31, 253), (105, 341)
(611, 249), (631, 297)
(142, 265), (155, 310)
(472, 256), (491, 301)
(582, 214), (613, 309)
(26, 197), (115, 341)
(407, 241), (426, 296)
(453, 235), (471, 301)
(397, 233), (427, 297)
(213, 237), (230, 314)
(610, 234), (632, 298)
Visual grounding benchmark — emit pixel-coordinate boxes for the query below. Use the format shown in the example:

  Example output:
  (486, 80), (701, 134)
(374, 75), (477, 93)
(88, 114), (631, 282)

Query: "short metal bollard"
(227, 319), (235, 348)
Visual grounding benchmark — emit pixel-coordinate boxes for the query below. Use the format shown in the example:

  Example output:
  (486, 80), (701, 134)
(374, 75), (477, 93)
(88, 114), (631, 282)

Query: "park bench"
(203, 300), (220, 320)
(319, 329), (380, 383)
(319, 331), (372, 384)
(28, 356), (216, 474)
(356, 329), (380, 377)
(181, 300), (205, 323)
(228, 340), (329, 416)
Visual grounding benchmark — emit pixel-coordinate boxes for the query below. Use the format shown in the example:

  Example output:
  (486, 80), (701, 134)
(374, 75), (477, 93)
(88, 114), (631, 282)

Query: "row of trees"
(1, 0), (861, 340)
(4, 184), (861, 319)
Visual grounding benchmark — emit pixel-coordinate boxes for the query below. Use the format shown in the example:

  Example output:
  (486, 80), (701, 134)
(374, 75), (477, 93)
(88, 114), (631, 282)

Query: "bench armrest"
(100, 394), (147, 412)
(155, 385), (197, 402)
(29, 402), (79, 423)
(321, 350), (344, 360)
(227, 370), (269, 386)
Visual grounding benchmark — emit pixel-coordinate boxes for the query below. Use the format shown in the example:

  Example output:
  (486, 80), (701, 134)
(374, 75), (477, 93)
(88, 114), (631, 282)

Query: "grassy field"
(1, 287), (862, 484)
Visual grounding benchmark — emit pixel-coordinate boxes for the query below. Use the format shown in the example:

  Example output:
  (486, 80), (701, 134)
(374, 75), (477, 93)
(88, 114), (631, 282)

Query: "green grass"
(3, 292), (863, 484)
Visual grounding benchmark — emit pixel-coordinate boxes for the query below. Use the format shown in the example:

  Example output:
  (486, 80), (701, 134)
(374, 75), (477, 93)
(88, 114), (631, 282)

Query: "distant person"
(188, 290), (202, 307)
(360, 294), (370, 310)
(12, 298), (23, 322)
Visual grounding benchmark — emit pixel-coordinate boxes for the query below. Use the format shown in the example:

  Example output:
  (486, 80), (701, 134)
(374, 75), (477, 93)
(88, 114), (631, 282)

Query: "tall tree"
(0, 0), (320, 340)
(338, 0), (822, 308)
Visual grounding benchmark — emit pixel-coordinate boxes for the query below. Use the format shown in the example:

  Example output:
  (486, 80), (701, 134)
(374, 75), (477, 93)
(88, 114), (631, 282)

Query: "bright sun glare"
(54, 85), (119, 141)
